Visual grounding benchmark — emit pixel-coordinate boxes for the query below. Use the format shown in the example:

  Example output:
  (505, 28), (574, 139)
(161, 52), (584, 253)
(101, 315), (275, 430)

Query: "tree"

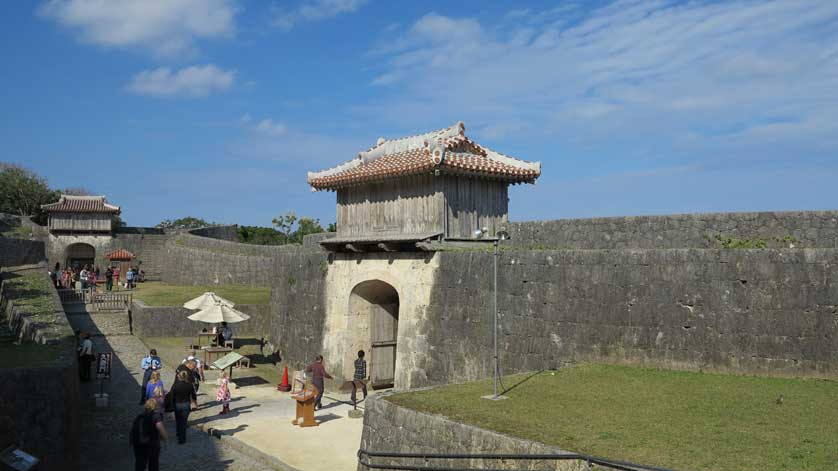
(271, 212), (298, 239)
(290, 217), (325, 244)
(237, 225), (287, 245)
(0, 163), (59, 223)
(156, 216), (214, 230)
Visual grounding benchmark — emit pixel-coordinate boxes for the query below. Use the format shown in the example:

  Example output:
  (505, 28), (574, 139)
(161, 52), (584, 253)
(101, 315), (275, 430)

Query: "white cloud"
(39, 0), (237, 57)
(254, 119), (288, 136)
(126, 64), (235, 97)
(271, 0), (367, 31)
(368, 1), (838, 164)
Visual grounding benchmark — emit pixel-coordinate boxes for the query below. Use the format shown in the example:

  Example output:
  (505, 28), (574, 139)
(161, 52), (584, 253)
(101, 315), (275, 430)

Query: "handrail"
(357, 449), (675, 471)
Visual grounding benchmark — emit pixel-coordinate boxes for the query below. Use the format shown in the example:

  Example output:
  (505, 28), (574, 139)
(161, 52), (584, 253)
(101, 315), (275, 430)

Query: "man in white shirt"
(78, 332), (94, 381)
(79, 268), (89, 290)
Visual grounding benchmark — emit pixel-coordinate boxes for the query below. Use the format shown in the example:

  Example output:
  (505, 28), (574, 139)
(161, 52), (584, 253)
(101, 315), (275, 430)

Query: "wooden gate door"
(370, 302), (398, 388)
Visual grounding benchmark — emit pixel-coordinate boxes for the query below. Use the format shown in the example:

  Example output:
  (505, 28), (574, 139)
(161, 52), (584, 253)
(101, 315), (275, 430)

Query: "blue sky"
(2, 0), (837, 227)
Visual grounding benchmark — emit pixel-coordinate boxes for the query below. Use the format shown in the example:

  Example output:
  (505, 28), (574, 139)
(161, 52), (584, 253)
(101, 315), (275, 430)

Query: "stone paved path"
(68, 308), (277, 471)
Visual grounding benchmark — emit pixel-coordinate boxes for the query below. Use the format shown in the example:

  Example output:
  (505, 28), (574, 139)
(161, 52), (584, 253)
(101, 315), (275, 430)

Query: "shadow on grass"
(500, 370), (545, 396)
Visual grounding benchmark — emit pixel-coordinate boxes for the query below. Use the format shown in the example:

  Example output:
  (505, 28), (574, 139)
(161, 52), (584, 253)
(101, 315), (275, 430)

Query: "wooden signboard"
(291, 381), (319, 427)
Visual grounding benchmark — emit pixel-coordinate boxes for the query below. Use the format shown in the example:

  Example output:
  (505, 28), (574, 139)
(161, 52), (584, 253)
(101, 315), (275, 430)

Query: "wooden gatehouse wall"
(48, 213), (113, 233)
(335, 174), (509, 240)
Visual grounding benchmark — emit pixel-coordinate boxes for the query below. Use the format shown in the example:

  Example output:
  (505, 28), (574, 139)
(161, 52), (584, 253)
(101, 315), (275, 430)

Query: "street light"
(483, 228), (509, 401)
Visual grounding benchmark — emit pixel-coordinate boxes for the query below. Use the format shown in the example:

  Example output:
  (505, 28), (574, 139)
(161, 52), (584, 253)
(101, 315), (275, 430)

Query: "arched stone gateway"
(65, 242), (95, 269)
(349, 280), (399, 389)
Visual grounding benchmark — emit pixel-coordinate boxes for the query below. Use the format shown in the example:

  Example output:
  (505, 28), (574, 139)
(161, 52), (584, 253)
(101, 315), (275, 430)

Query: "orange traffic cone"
(277, 365), (291, 392)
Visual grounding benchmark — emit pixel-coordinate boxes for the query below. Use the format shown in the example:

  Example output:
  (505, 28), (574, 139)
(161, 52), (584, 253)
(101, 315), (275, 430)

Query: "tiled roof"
(308, 122), (541, 191)
(105, 249), (134, 260)
(41, 195), (121, 214)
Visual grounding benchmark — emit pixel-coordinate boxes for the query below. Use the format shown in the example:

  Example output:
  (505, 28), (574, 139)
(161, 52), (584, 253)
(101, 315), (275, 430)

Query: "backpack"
(129, 412), (154, 447)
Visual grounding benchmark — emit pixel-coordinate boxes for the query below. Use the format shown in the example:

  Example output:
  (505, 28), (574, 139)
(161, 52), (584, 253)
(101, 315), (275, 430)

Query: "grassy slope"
(131, 281), (270, 306)
(387, 364), (838, 471)
(0, 268), (73, 367)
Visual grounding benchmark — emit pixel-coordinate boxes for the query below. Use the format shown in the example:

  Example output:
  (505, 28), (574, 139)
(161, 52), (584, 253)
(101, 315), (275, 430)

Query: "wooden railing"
(57, 289), (131, 312)
(91, 291), (132, 311)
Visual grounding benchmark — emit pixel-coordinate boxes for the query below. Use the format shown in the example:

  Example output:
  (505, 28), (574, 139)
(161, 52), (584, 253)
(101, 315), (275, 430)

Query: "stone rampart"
(188, 225), (240, 242)
(160, 234), (299, 286)
(268, 250), (329, 370)
(510, 210), (838, 249)
(131, 301), (271, 338)
(0, 237), (45, 267)
(420, 249), (838, 385)
(0, 264), (79, 471)
(359, 394), (582, 471)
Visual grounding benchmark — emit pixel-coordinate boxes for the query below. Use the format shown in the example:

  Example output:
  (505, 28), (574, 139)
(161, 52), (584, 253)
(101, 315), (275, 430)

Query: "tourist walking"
(217, 371), (231, 414)
(305, 355), (332, 410)
(79, 266), (89, 290)
(139, 349), (162, 405)
(172, 370), (197, 444)
(78, 332), (94, 381)
(131, 399), (167, 471)
(126, 267), (134, 290)
(113, 267), (120, 290)
(105, 266), (113, 291)
(351, 350), (368, 406)
(181, 353), (204, 394)
(144, 371), (164, 405)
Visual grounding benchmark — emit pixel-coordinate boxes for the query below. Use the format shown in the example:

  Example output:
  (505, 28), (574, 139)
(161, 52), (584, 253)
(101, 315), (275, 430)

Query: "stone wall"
(509, 210), (838, 249)
(0, 264), (79, 471)
(0, 237), (45, 267)
(268, 250), (329, 371)
(188, 225), (240, 242)
(130, 301), (271, 338)
(359, 394), (582, 471)
(160, 234), (298, 286)
(43, 231), (170, 281)
(419, 249), (838, 385)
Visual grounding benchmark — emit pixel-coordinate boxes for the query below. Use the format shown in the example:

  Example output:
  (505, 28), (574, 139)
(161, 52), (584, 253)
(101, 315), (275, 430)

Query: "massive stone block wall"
(0, 237), (45, 266)
(160, 234), (298, 286)
(188, 225), (239, 242)
(359, 395), (582, 471)
(510, 210), (838, 249)
(420, 249), (838, 385)
(268, 250), (329, 370)
(0, 265), (79, 470)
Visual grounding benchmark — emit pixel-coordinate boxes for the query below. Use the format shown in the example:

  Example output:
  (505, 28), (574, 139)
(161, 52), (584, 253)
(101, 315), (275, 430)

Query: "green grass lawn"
(142, 336), (283, 386)
(131, 281), (270, 306)
(387, 364), (838, 471)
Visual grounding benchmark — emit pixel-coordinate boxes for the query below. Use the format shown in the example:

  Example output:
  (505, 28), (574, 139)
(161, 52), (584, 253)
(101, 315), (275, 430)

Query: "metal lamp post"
(483, 229), (509, 400)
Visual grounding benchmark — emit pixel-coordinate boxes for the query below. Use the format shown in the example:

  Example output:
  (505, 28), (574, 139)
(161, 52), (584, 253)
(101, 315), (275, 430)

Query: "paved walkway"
(68, 309), (278, 471)
(68, 307), (365, 470)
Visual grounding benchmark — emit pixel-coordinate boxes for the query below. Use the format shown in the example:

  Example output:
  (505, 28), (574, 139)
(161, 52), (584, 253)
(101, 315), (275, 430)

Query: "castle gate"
(349, 280), (399, 388)
(65, 242), (95, 268)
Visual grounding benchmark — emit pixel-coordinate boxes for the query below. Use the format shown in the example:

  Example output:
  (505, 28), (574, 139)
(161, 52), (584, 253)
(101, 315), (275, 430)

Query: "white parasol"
(187, 303), (250, 324)
(183, 292), (235, 310)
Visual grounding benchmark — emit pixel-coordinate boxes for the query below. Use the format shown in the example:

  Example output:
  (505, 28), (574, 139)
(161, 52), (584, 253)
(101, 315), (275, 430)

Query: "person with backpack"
(131, 399), (167, 471)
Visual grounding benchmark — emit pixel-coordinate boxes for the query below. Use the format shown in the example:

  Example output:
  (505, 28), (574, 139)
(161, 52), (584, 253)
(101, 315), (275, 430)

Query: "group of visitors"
(51, 263), (100, 290)
(303, 350), (368, 410)
(132, 348), (208, 470)
(48, 261), (144, 291)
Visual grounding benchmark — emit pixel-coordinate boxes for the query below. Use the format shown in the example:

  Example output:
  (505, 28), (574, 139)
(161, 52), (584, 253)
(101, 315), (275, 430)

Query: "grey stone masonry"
(359, 394), (584, 471)
(509, 210), (838, 249)
(420, 248), (838, 386)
